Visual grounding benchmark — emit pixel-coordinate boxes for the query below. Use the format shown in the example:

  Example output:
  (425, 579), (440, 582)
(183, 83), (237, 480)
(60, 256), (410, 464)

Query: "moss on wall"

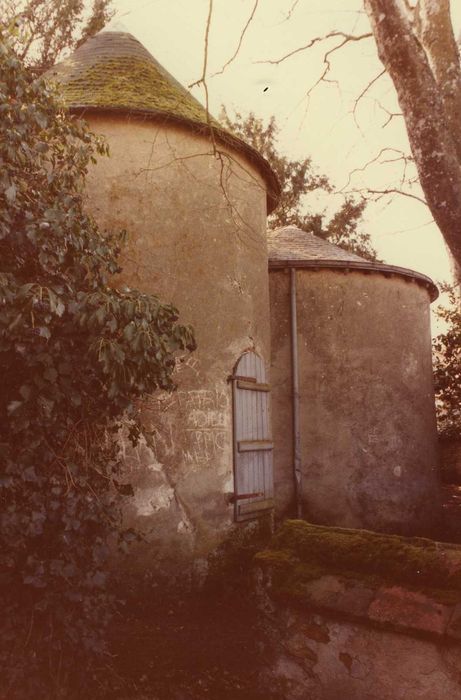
(255, 520), (461, 603)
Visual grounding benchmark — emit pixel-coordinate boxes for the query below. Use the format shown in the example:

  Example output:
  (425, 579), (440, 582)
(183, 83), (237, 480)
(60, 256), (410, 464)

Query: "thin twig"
(188, 0), (217, 155)
(189, 0), (214, 91)
(352, 187), (427, 206)
(341, 148), (412, 191)
(352, 69), (386, 129)
(382, 219), (435, 236)
(284, 0), (300, 22)
(212, 0), (259, 77)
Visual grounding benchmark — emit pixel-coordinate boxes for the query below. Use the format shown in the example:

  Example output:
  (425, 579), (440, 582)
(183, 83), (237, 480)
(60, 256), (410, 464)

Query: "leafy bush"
(433, 284), (461, 439)
(0, 26), (194, 698)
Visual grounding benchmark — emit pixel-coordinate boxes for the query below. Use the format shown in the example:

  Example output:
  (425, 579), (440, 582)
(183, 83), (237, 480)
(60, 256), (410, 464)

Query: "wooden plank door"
(232, 352), (274, 522)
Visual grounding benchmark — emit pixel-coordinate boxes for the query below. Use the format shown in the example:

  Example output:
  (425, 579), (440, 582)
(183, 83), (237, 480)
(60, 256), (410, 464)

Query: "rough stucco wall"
(260, 605), (461, 700)
(269, 271), (295, 518)
(83, 113), (271, 572)
(270, 267), (440, 535)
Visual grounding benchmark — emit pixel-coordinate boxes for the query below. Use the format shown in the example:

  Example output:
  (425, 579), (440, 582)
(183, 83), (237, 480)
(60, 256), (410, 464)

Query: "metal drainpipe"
(290, 267), (302, 519)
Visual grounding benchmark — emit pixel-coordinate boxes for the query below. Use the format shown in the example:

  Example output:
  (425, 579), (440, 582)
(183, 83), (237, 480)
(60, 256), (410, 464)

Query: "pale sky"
(109, 0), (461, 326)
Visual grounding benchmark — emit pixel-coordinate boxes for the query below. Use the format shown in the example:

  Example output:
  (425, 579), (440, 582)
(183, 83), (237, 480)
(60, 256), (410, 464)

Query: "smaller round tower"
(269, 226), (440, 537)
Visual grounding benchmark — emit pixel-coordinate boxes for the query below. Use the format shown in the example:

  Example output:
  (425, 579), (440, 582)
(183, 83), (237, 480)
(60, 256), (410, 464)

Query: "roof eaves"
(268, 258), (439, 302)
(67, 104), (281, 213)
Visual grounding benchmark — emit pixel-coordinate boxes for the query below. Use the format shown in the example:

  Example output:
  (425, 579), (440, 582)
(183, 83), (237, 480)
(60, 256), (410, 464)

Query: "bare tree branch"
(385, 219), (435, 236)
(284, 0), (300, 22)
(341, 147), (412, 191)
(187, 2), (266, 249)
(212, 0), (259, 77)
(188, 0), (214, 113)
(345, 187), (427, 207)
(302, 32), (374, 102)
(254, 30), (372, 66)
(188, 0), (218, 154)
(377, 100), (403, 128)
(352, 69), (385, 128)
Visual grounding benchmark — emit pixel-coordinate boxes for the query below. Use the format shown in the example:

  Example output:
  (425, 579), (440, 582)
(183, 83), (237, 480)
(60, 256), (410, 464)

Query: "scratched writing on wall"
(147, 387), (231, 466)
(179, 389), (229, 464)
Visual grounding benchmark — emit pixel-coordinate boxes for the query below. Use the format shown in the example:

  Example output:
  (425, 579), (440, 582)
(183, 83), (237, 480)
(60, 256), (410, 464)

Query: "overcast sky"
(109, 0), (461, 311)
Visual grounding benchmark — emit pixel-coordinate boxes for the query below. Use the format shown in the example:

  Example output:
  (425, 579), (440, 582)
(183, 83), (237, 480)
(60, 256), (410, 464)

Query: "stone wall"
(257, 590), (461, 700)
(254, 520), (461, 699)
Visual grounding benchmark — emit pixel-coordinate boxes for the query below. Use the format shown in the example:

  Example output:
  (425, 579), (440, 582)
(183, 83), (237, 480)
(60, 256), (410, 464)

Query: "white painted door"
(232, 352), (274, 522)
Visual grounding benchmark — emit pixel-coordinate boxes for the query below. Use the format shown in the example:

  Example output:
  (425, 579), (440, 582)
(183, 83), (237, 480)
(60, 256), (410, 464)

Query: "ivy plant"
(0, 25), (195, 699)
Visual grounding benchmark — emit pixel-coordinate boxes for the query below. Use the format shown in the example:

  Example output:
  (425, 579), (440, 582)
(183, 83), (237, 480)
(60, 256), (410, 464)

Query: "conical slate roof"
(268, 226), (438, 301)
(267, 226), (367, 263)
(46, 29), (214, 125)
(45, 30), (280, 211)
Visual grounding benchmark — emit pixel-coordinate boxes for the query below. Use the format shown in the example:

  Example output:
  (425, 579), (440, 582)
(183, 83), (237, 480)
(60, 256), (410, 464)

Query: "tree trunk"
(364, 0), (461, 278)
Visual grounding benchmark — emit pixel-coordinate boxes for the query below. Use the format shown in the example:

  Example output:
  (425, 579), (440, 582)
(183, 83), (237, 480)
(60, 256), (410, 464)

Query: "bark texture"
(364, 0), (461, 278)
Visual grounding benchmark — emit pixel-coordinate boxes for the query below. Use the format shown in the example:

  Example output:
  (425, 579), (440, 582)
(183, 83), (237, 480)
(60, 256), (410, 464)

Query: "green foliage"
(1, 0), (114, 75)
(220, 108), (378, 262)
(433, 284), (461, 439)
(0, 28), (194, 698)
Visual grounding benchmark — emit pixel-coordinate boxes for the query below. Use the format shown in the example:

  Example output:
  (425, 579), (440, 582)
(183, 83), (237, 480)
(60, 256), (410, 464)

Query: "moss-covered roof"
(45, 30), (280, 212)
(46, 30), (214, 124)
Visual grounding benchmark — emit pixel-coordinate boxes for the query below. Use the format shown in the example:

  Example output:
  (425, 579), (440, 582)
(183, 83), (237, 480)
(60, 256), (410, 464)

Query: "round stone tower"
(46, 29), (279, 572)
(268, 226), (440, 537)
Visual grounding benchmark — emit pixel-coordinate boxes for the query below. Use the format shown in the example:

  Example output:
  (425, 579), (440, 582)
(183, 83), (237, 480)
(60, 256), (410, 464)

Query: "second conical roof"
(268, 226), (367, 263)
(267, 225), (438, 301)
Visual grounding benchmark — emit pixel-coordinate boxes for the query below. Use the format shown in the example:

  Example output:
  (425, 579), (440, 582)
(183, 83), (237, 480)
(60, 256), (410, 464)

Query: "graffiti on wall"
(179, 388), (229, 463)
(145, 385), (231, 468)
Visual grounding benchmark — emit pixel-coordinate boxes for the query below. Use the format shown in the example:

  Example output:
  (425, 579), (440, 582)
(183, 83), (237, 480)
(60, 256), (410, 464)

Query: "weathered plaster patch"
(134, 483), (175, 516)
(402, 351), (419, 378)
(227, 274), (245, 294)
(260, 600), (461, 700)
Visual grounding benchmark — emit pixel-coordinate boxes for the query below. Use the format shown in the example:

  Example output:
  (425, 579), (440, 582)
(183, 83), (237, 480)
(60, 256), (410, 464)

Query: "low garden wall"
(254, 520), (461, 700)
